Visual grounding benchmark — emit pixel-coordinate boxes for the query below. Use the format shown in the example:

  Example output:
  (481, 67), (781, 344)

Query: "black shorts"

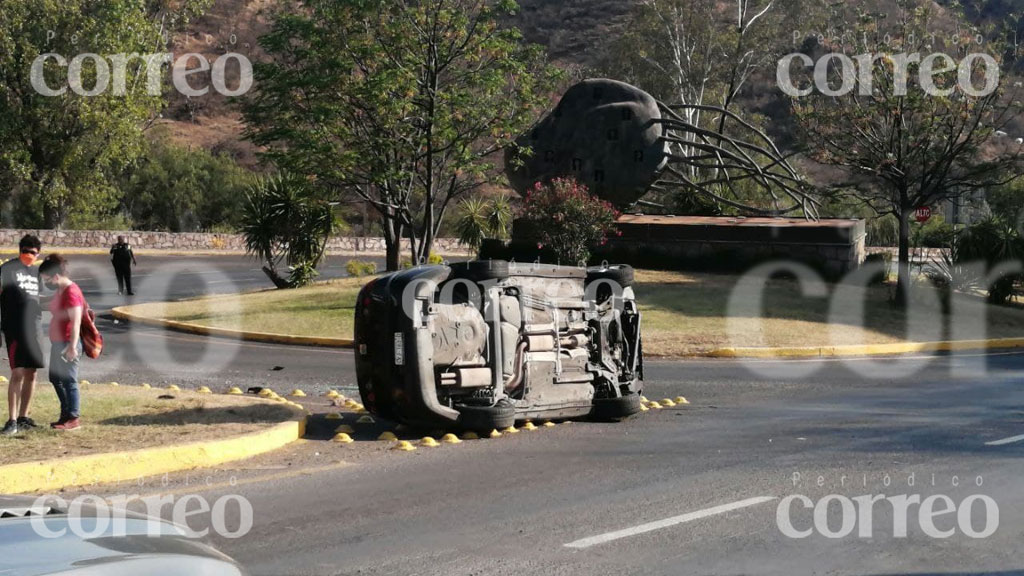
(4, 332), (44, 370)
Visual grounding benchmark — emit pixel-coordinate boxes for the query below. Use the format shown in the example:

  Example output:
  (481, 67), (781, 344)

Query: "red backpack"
(81, 301), (103, 359)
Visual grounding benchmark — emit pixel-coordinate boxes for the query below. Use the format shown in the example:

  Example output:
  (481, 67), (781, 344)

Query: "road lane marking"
(986, 434), (1024, 446)
(673, 350), (1024, 365)
(563, 496), (776, 549)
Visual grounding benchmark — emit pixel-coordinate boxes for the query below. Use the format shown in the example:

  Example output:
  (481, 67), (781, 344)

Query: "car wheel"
(586, 264), (634, 288)
(457, 400), (516, 430)
(590, 392), (642, 421)
(451, 260), (510, 282)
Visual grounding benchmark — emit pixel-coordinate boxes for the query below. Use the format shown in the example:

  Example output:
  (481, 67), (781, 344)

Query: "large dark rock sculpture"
(505, 78), (669, 208)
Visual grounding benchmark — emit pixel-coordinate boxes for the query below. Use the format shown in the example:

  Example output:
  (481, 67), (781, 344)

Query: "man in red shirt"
(38, 254), (84, 430)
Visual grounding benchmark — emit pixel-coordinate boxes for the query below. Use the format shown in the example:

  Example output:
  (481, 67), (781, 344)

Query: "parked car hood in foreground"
(0, 495), (245, 576)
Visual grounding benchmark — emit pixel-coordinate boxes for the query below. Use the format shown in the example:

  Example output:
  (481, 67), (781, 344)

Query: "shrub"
(518, 178), (619, 264)
(122, 135), (252, 232)
(864, 252), (892, 285)
(954, 217), (1024, 305)
(455, 195), (512, 252)
(345, 260), (377, 277)
(912, 215), (955, 248)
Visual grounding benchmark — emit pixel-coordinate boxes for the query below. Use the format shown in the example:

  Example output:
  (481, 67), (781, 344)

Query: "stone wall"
(603, 216), (867, 280)
(0, 229), (468, 255)
(485, 216), (868, 281)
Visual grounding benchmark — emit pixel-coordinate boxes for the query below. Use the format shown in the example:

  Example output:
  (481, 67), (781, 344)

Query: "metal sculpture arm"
(654, 102), (820, 218)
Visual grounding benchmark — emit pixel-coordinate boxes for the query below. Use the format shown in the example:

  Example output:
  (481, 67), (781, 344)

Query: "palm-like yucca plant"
(455, 195), (512, 252)
(241, 172), (335, 288)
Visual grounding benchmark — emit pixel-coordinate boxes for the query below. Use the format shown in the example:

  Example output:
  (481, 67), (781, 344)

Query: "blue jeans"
(49, 342), (81, 419)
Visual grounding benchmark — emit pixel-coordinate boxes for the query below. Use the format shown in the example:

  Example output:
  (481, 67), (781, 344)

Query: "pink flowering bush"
(519, 178), (620, 264)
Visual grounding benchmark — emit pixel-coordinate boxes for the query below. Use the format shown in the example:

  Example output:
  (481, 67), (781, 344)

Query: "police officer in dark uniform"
(110, 236), (137, 296)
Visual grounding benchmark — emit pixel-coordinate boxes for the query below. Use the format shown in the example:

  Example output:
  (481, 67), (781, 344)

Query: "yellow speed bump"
(377, 431), (398, 441)
(197, 386), (211, 394)
(502, 425), (519, 434)
(675, 396), (690, 405)
(489, 429), (503, 439)
(79, 379), (89, 386)
(522, 421), (538, 431)
(344, 399), (358, 407)
(335, 425), (355, 434)
(420, 436), (441, 447)
(640, 396), (649, 403)
(648, 401), (663, 409)
(542, 421), (556, 428)
(109, 382), (119, 387)
(140, 383), (151, 389)
(326, 390), (340, 399)
(356, 415), (375, 424)
(661, 399), (676, 407)
(0, 376), (7, 383)
(639, 404), (649, 412)
(166, 384), (180, 391)
(227, 387), (243, 395)
(441, 433), (462, 444)
(392, 440), (417, 452)
(258, 389), (275, 398)
(290, 389), (306, 398)
(325, 412), (342, 420)
(461, 431), (479, 440)
(332, 433), (354, 444)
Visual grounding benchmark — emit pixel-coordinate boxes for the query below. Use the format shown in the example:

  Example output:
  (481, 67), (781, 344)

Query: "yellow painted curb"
(706, 337), (1024, 359)
(111, 306), (354, 349)
(0, 407), (307, 494)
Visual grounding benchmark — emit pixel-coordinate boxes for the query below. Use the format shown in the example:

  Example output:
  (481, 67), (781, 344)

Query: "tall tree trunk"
(382, 214), (402, 272)
(896, 208), (912, 308)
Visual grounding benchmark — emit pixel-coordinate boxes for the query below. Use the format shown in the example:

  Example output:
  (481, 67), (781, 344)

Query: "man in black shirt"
(0, 235), (43, 436)
(110, 235), (137, 296)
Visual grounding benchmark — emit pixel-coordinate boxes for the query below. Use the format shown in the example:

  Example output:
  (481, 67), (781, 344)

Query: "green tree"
(241, 172), (336, 288)
(792, 1), (1024, 306)
(243, 0), (560, 271)
(0, 0), (208, 228)
(121, 135), (252, 232)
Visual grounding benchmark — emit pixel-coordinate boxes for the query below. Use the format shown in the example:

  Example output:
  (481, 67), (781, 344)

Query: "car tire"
(590, 392), (642, 421)
(457, 400), (516, 430)
(586, 264), (634, 288)
(451, 260), (510, 282)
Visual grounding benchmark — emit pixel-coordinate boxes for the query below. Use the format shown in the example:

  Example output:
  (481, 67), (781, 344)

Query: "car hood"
(0, 496), (245, 576)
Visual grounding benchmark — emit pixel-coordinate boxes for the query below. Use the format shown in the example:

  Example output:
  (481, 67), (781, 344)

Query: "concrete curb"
(111, 306), (355, 348)
(0, 406), (307, 494)
(706, 338), (1024, 358)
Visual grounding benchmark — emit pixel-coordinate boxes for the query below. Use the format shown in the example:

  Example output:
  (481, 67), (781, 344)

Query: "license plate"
(394, 333), (405, 366)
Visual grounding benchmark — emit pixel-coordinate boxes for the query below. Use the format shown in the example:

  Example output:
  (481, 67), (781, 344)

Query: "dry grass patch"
(125, 277), (366, 338)
(122, 270), (1024, 357)
(635, 269), (1024, 356)
(0, 384), (295, 466)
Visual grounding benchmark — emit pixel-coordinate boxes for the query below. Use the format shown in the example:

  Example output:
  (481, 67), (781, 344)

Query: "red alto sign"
(914, 206), (932, 223)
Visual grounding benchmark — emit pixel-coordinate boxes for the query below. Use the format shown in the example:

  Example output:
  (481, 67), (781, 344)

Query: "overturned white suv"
(354, 261), (644, 430)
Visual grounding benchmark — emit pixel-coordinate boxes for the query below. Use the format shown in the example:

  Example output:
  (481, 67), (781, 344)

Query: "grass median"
(118, 271), (1024, 357)
(0, 383), (295, 466)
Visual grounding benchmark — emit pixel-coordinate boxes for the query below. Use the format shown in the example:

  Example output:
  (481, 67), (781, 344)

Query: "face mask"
(19, 253), (36, 267)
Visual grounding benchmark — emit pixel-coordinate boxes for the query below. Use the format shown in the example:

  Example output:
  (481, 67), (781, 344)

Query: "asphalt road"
(47, 255), (1024, 575)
